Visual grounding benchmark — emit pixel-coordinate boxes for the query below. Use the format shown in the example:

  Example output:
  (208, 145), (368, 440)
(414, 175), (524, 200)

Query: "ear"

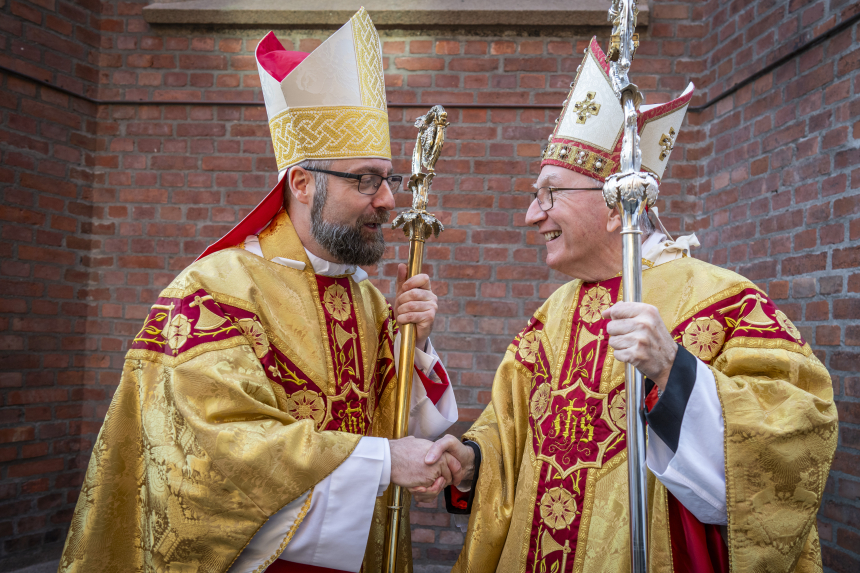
(288, 167), (314, 207)
(606, 206), (622, 233)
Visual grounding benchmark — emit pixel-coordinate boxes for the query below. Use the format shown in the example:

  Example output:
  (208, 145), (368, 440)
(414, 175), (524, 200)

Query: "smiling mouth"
(543, 230), (561, 242)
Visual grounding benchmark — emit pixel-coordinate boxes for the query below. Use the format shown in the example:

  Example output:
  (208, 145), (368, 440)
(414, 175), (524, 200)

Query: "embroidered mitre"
(541, 37), (694, 183)
(256, 7), (391, 175)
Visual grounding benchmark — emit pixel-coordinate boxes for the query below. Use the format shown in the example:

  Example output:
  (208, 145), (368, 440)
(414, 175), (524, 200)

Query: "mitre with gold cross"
(541, 37), (694, 183)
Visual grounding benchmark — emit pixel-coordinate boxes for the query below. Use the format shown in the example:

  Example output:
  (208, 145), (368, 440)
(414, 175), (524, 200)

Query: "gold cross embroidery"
(573, 91), (601, 124)
(659, 127), (676, 161)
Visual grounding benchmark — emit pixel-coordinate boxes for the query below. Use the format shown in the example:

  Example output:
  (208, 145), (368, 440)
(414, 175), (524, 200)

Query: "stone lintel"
(143, 0), (650, 28)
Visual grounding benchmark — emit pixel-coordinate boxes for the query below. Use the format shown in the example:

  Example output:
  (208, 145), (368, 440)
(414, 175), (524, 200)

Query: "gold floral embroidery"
(236, 318), (270, 358)
(531, 383), (551, 421)
(540, 487), (577, 530)
(323, 284), (352, 322)
(164, 313), (192, 353)
(285, 390), (325, 426)
(518, 331), (541, 364)
(775, 310), (801, 341)
(579, 286), (611, 324)
(682, 316), (725, 361)
(608, 393), (626, 431)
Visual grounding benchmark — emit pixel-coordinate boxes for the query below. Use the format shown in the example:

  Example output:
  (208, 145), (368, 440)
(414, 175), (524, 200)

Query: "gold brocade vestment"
(59, 212), (412, 573)
(454, 257), (837, 573)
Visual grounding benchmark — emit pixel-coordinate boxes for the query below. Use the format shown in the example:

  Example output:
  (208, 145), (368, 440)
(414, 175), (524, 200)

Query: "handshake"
(388, 435), (476, 503)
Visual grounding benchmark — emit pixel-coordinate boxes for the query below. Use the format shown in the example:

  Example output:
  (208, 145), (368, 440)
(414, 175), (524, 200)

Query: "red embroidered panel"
(671, 287), (805, 364)
(131, 279), (402, 439)
(524, 277), (626, 573)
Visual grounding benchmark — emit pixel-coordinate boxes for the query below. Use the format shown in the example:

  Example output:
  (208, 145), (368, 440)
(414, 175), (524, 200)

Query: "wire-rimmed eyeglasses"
(303, 167), (403, 195)
(533, 186), (604, 211)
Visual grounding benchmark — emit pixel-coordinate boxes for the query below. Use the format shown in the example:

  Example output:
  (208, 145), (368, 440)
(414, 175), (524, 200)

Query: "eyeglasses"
(533, 186), (603, 211)
(303, 167), (403, 195)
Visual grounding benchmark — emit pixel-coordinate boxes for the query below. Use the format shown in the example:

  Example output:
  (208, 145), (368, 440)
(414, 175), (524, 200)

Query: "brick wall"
(0, 0), (858, 571)
(0, 0), (107, 569)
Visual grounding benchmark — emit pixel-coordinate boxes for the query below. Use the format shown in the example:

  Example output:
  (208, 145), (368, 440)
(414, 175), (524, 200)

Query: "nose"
(525, 196), (547, 226)
(372, 179), (396, 211)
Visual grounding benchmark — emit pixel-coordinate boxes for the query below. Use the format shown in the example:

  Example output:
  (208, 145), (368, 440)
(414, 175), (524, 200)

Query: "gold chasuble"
(454, 256), (837, 573)
(59, 212), (411, 573)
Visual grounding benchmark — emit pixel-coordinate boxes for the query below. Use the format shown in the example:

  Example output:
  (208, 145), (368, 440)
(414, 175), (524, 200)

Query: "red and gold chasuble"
(59, 212), (425, 573)
(127, 274), (397, 441)
(454, 257), (837, 573)
(518, 278), (627, 572)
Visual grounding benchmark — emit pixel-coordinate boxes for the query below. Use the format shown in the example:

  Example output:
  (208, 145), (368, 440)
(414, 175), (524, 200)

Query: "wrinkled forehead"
(535, 165), (602, 189)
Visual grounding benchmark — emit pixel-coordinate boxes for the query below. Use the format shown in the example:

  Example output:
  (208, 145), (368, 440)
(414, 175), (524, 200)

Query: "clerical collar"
(242, 234), (369, 282)
(303, 248), (369, 282)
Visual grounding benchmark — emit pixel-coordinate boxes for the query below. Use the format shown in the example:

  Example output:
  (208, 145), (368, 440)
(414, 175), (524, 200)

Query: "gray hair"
(284, 159), (332, 210)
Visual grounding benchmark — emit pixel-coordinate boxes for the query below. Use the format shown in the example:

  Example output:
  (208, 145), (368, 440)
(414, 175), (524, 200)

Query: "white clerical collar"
(242, 235), (369, 282)
(302, 248), (369, 282)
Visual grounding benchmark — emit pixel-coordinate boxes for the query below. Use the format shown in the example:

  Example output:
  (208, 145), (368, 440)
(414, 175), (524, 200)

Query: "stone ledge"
(143, 0), (649, 28)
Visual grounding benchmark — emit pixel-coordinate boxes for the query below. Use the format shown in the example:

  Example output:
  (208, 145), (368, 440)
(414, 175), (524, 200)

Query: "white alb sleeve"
(647, 357), (727, 525)
(393, 332), (458, 440)
(275, 437), (387, 572)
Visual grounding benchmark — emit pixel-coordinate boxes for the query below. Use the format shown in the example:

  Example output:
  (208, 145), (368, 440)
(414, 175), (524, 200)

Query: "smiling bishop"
(59, 9), (460, 573)
(420, 38), (838, 573)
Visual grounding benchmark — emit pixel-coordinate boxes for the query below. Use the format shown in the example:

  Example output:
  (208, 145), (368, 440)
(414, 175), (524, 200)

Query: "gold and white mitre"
(541, 37), (694, 183)
(256, 7), (391, 175)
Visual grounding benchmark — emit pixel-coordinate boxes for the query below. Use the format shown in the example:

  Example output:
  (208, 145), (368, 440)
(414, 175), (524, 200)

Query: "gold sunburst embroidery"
(682, 317), (725, 361)
(540, 487), (577, 530)
(775, 310), (801, 341)
(285, 390), (326, 427)
(236, 318), (270, 358)
(518, 330), (541, 364)
(323, 284), (352, 322)
(579, 286), (612, 324)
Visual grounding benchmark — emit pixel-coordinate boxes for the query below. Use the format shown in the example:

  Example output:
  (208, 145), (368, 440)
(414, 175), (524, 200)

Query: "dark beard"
(310, 193), (389, 267)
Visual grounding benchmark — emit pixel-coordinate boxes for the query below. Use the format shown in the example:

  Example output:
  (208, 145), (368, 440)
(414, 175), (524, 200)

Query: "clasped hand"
(389, 435), (475, 504)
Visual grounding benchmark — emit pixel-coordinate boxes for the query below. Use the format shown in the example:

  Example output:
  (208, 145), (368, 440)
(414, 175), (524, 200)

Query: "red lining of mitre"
(588, 36), (611, 75)
(637, 83), (696, 131)
(255, 31), (309, 82)
(196, 177), (287, 261)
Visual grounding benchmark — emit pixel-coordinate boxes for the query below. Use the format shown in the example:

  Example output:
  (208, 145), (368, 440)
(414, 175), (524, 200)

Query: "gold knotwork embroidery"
(540, 487), (577, 530)
(573, 91), (601, 124)
(285, 389), (326, 427)
(268, 106), (391, 172)
(682, 316), (726, 361)
(323, 283), (352, 322)
(658, 127), (676, 161)
(350, 8), (387, 111)
(579, 286), (611, 324)
(719, 293), (780, 335)
(775, 310), (802, 341)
